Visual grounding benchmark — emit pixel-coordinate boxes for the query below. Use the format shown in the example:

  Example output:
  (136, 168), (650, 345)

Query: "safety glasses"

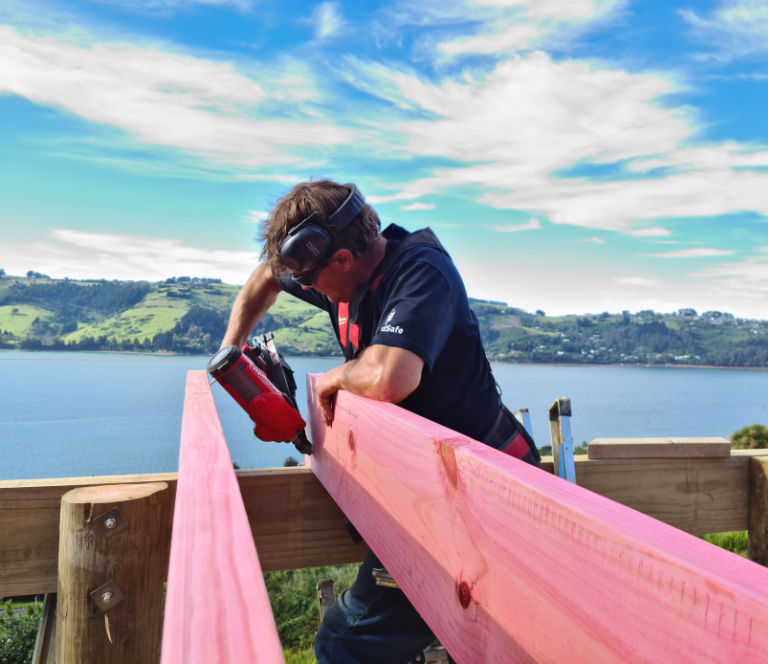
(289, 261), (326, 288)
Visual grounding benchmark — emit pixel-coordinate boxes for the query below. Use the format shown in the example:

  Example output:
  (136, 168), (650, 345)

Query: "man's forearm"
(221, 265), (281, 348)
(315, 345), (425, 426)
(331, 354), (406, 404)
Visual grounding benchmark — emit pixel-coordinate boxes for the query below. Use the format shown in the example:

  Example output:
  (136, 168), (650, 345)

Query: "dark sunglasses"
(290, 261), (326, 288)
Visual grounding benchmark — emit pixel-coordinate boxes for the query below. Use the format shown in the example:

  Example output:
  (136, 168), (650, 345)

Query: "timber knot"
(458, 581), (472, 609)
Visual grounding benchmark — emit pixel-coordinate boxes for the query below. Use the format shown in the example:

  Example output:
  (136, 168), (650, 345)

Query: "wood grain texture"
(572, 452), (756, 534)
(588, 437), (731, 459)
(160, 371), (284, 664)
(3, 449), (762, 597)
(0, 468), (366, 596)
(307, 375), (768, 664)
(749, 456), (768, 566)
(56, 482), (168, 664)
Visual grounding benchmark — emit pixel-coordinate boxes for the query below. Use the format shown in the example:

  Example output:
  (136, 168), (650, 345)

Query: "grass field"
(0, 304), (54, 336)
(63, 306), (188, 342)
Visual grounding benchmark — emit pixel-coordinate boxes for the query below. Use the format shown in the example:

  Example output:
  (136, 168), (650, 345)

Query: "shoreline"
(2, 348), (767, 371)
(493, 361), (768, 372)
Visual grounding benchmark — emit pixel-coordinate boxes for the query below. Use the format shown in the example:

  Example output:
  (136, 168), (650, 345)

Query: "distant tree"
(10, 308), (19, 317)
(622, 310), (631, 326)
(26, 270), (34, 278)
(283, 456), (299, 467)
(535, 309), (545, 316)
(731, 424), (768, 450)
(0, 268), (5, 278)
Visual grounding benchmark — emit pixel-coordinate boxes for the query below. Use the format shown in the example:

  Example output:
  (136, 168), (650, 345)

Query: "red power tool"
(207, 332), (312, 455)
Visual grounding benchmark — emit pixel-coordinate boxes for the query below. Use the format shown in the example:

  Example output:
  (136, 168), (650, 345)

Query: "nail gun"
(206, 332), (313, 455)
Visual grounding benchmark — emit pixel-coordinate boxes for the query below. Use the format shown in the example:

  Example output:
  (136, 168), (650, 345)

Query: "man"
(221, 179), (539, 664)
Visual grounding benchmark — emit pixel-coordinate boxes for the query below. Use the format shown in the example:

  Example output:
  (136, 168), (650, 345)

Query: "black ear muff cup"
(281, 224), (331, 272)
(280, 183), (366, 274)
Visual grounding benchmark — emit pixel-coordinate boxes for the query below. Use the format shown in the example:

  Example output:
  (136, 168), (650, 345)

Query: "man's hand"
(315, 364), (346, 427)
(315, 345), (425, 426)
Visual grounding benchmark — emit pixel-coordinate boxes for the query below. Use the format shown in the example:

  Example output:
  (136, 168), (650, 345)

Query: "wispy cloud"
(644, 248), (734, 258)
(245, 210), (269, 223)
(80, 0), (256, 11)
(626, 227), (672, 237)
(616, 277), (659, 287)
(488, 217), (541, 232)
(682, 1), (768, 61)
(693, 255), (768, 306)
(345, 52), (768, 234)
(313, 2), (344, 40)
(0, 230), (260, 284)
(436, 0), (626, 58)
(572, 236), (605, 244)
(400, 202), (436, 211)
(0, 26), (353, 172)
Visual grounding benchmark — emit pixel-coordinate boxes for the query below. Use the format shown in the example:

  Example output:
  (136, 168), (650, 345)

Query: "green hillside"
(1, 273), (767, 367)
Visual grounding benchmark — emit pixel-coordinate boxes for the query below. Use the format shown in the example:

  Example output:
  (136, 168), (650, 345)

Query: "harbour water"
(1, 350), (766, 480)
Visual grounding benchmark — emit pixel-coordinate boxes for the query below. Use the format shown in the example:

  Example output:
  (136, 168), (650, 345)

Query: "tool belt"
(482, 404), (541, 468)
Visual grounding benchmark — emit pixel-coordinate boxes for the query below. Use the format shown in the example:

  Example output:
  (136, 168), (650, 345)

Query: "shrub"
(730, 424), (768, 450)
(0, 599), (42, 664)
(265, 564), (358, 651)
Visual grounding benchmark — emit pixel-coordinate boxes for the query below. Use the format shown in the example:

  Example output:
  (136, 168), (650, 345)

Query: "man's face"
(288, 250), (357, 303)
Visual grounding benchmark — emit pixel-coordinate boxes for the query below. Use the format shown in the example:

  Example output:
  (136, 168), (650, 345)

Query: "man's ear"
(329, 248), (354, 272)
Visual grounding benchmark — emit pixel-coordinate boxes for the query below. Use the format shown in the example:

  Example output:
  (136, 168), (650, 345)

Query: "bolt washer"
(90, 580), (125, 613)
(94, 506), (128, 537)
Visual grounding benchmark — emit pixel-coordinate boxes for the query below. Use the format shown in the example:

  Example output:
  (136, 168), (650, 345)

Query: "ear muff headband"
(327, 184), (365, 233)
(280, 184), (366, 274)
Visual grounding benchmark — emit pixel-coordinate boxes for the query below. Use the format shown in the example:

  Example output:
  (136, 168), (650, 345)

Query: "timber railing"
(2, 369), (768, 662)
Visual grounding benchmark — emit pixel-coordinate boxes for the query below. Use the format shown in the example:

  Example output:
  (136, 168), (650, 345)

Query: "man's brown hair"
(259, 179), (381, 275)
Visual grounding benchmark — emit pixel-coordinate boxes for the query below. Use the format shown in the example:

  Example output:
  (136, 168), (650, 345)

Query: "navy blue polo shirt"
(274, 224), (499, 442)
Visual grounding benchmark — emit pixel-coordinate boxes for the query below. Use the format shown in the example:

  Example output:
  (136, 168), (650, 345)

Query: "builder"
(221, 179), (540, 664)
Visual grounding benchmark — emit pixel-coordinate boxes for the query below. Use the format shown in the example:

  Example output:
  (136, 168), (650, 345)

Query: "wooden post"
(56, 483), (168, 664)
(749, 456), (768, 566)
(31, 594), (56, 664)
(316, 579), (335, 620)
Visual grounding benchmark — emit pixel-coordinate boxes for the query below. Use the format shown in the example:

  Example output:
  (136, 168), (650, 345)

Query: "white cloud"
(682, 1), (768, 61)
(83, 0), (255, 10)
(488, 217), (541, 232)
(626, 227), (672, 237)
(437, 0), (625, 57)
(572, 236), (605, 244)
(645, 248), (734, 258)
(0, 230), (260, 285)
(693, 255), (768, 308)
(0, 26), (353, 171)
(345, 53), (768, 233)
(245, 210), (269, 223)
(616, 277), (659, 287)
(313, 2), (344, 40)
(400, 202), (436, 211)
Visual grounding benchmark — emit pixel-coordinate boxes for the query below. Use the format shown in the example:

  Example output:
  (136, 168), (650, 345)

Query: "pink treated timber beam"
(306, 374), (768, 664)
(161, 371), (284, 664)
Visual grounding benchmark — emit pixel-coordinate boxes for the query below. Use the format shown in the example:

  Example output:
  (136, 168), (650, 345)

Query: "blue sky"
(2, 0), (768, 318)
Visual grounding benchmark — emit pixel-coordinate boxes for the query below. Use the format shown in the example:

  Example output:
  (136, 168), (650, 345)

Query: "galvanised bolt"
(104, 517), (117, 529)
(102, 590), (114, 604)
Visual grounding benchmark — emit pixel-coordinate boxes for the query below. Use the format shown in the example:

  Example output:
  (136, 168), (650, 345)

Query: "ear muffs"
(280, 184), (366, 273)
(281, 212), (332, 272)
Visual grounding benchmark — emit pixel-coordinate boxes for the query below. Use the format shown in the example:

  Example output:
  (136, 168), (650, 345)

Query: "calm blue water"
(1, 350), (767, 480)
